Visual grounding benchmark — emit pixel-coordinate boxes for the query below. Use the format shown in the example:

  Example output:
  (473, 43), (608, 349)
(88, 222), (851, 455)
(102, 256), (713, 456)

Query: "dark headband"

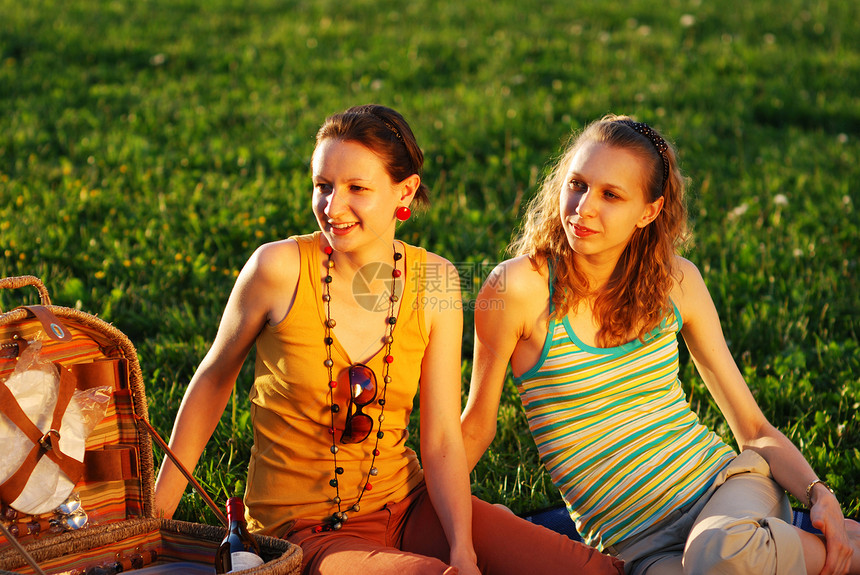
(368, 111), (404, 141)
(615, 120), (669, 192)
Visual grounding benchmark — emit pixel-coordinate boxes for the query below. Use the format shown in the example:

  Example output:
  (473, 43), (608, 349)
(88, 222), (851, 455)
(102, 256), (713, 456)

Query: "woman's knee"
(683, 517), (777, 575)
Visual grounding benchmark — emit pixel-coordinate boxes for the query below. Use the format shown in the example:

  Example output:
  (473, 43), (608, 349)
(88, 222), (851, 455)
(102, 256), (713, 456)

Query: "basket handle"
(0, 276), (52, 307)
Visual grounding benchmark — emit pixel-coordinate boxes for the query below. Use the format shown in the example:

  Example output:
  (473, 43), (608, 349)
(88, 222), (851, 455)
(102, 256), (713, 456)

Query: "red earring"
(395, 206), (411, 221)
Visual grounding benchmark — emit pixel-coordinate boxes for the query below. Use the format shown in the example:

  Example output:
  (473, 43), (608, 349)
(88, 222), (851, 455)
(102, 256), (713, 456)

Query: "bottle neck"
(227, 514), (244, 526)
(225, 498), (245, 524)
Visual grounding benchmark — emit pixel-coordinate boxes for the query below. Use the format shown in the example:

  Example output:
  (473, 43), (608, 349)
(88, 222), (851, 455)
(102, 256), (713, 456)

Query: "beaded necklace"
(319, 244), (402, 531)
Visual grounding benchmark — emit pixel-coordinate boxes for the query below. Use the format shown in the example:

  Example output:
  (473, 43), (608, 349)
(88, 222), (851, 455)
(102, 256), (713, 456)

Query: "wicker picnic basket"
(0, 275), (302, 574)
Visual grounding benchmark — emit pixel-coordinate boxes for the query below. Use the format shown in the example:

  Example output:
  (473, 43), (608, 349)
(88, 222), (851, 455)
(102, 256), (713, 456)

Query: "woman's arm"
(461, 262), (518, 470)
(461, 257), (547, 470)
(153, 241), (299, 518)
(418, 254), (479, 575)
(677, 256), (852, 575)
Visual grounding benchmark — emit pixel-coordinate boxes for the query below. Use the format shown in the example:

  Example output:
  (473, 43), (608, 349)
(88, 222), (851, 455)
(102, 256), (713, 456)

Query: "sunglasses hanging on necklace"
(317, 243), (402, 532)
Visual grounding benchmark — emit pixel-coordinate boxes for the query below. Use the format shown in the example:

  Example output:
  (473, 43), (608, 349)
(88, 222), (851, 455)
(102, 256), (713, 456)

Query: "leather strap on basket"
(0, 306), (70, 360)
(84, 447), (139, 482)
(72, 358), (128, 391)
(0, 366), (85, 504)
(22, 305), (72, 342)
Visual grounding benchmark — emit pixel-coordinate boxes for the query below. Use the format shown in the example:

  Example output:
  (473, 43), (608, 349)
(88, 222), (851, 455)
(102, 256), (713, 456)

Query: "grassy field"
(1, 0), (858, 526)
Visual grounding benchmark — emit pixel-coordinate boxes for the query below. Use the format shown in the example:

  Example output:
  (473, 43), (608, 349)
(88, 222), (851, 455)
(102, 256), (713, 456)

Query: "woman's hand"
(811, 485), (854, 575)
(449, 545), (481, 575)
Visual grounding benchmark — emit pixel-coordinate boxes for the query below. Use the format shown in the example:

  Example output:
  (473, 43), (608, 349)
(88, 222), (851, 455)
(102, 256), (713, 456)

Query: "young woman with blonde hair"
(462, 115), (860, 575)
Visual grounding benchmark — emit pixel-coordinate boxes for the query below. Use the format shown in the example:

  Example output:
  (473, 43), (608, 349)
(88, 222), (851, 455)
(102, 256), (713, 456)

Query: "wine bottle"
(214, 497), (264, 573)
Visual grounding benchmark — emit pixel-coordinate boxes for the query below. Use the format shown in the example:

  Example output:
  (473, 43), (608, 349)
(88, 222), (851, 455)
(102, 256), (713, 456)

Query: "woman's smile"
(572, 223), (598, 238)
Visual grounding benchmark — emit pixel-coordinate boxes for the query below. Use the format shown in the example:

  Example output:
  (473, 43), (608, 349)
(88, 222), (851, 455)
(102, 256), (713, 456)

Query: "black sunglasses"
(340, 363), (377, 444)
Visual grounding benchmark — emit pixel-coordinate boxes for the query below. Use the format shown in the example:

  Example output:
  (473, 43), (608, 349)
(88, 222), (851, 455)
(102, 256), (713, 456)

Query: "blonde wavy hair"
(509, 114), (689, 347)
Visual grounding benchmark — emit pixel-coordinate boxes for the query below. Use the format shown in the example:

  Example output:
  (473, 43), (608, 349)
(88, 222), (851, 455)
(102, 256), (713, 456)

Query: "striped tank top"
(515, 305), (735, 551)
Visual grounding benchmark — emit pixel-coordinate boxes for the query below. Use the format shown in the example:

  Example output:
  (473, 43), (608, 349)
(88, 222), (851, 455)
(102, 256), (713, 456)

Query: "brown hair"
(510, 114), (689, 347)
(315, 104), (429, 207)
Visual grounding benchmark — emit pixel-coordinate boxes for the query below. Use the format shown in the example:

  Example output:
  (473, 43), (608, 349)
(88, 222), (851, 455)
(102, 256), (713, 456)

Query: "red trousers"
(287, 483), (623, 575)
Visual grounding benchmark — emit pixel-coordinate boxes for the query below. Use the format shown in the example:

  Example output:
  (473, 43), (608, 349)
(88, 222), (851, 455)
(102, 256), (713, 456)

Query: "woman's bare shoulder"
(670, 255), (706, 291)
(670, 255), (711, 323)
(245, 238), (301, 279)
(235, 239), (303, 325)
(485, 254), (549, 297)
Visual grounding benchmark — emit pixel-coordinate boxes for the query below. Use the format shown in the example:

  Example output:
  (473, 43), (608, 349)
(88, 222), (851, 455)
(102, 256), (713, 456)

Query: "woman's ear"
(637, 195), (665, 228)
(399, 174), (421, 205)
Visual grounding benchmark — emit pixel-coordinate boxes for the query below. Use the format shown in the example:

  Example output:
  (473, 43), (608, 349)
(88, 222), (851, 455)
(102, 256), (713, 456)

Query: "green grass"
(1, 0), (858, 526)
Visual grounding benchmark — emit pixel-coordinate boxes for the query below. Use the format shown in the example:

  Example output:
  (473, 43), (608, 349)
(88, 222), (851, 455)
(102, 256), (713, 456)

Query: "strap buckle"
(38, 429), (61, 451)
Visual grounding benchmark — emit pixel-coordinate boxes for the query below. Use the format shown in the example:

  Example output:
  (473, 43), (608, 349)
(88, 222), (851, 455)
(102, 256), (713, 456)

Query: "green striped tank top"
(514, 306), (735, 551)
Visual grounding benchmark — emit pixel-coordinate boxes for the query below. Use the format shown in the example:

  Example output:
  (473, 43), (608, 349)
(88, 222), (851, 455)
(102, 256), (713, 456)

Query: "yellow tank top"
(244, 233), (426, 537)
